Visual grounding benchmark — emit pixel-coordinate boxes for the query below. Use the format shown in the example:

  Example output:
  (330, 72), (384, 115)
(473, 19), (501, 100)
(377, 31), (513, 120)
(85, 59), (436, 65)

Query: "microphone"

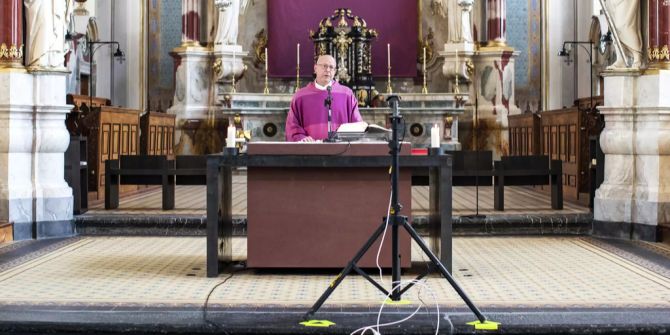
(325, 85), (334, 142)
(324, 85), (332, 107)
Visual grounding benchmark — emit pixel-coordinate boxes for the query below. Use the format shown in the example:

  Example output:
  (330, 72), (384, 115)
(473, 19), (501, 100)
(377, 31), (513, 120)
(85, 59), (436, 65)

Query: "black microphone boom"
(324, 85), (335, 142)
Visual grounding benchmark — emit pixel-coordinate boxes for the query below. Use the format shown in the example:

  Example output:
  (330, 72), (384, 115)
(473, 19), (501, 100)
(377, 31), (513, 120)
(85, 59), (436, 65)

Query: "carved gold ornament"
(466, 59), (475, 77)
(649, 45), (670, 61)
(0, 43), (23, 61)
(252, 29), (268, 68)
(213, 58), (223, 78)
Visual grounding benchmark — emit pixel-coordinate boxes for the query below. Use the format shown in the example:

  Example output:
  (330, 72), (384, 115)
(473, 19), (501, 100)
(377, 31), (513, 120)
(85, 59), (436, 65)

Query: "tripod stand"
(303, 95), (496, 330)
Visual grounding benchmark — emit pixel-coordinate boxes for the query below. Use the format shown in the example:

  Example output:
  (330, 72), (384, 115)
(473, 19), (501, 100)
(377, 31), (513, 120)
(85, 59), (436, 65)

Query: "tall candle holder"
(295, 65), (300, 93)
(386, 43), (392, 94)
(231, 51), (237, 94)
(263, 47), (269, 94)
(453, 51), (460, 94)
(421, 47), (428, 94)
(386, 66), (393, 94)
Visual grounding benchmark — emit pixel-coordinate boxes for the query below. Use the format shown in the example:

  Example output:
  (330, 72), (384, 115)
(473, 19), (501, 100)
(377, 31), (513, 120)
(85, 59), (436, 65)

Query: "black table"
(206, 151), (452, 277)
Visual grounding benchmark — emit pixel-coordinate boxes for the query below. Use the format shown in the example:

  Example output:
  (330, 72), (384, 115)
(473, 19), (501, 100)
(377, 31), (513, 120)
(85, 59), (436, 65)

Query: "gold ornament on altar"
(213, 58), (223, 78)
(0, 43), (23, 63)
(252, 29), (267, 68)
(310, 8), (378, 106)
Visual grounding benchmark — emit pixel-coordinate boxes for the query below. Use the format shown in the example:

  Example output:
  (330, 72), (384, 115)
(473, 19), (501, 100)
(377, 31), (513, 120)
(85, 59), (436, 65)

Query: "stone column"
(469, 49), (520, 159)
(594, 70), (670, 241)
(0, 70), (73, 240)
(0, 0), (23, 68)
(648, 0), (670, 69)
(181, 0), (201, 46)
(486, 0), (507, 47)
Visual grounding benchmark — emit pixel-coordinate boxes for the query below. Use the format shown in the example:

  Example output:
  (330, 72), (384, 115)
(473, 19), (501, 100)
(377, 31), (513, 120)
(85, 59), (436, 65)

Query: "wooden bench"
(493, 155), (563, 211)
(105, 155), (208, 210)
(414, 151), (562, 211)
(105, 156), (175, 210)
(412, 151), (493, 186)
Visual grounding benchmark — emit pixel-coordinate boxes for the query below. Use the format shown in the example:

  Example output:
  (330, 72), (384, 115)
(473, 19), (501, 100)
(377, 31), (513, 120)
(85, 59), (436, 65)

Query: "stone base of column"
(168, 48), (218, 155)
(0, 70), (73, 240)
(594, 70), (670, 242)
(214, 47), (248, 95)
(467, 48), (520, 159)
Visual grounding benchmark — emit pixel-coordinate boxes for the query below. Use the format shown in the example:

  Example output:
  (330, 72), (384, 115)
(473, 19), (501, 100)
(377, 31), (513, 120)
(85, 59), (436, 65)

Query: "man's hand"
(299, 136), (315, 142)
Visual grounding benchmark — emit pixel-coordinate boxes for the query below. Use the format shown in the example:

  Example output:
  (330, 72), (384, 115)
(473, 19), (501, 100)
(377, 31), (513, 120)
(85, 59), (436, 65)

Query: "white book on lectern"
(337, 121), (391, 134)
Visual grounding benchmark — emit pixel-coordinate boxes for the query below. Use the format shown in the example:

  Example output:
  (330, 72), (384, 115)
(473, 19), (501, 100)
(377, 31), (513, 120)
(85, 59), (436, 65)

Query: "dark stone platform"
(0, 305), (668, 335)
(74, 213), (594, 237)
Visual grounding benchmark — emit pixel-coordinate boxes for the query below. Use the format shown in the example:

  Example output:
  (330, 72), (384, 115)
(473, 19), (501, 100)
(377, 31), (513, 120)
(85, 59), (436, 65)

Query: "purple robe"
(285, 81), (363, 141)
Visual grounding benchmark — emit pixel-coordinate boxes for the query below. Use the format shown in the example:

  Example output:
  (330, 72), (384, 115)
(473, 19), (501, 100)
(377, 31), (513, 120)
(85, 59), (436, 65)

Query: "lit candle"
(423, 47), (426, 72)
(431, 124), (440, 148)
(387, 43), (391, 69)
(265, 47), (268, 72)
(226, 124), (236, 148)
(297, 43), (300, 67)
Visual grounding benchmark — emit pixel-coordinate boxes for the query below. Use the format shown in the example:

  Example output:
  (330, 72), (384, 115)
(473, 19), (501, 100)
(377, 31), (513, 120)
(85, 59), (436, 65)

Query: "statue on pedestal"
(214, 0), (250, 47)
(435, 0), (474, 44)
(24, 0), (74, 70)
(605, 0), (642, 68)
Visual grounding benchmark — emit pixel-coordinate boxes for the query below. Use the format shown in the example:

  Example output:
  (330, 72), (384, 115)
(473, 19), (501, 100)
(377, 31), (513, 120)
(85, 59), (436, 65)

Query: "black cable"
(202, 263), (246, 333)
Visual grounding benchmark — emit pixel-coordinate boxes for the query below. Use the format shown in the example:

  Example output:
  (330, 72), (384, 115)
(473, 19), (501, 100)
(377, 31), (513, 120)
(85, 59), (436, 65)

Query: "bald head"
(314, 55), (336, 86)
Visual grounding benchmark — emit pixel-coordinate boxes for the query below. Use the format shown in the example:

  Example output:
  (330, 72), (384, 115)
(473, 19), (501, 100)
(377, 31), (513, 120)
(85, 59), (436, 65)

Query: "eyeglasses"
(316, 63), (336, 71)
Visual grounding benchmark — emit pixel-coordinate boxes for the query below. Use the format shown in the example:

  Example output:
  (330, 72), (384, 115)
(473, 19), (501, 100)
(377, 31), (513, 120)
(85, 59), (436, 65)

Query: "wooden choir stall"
(66, 95), (176, 201)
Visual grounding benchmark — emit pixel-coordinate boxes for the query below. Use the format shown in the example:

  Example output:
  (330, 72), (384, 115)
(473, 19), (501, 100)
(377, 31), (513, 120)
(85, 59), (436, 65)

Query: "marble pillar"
(168, 0), (216, 155)
(469, 48), (520, 159)
(181, 0), (201, 46)
(594, 70), (670, 241)
(168, 48), (215, 155)
(0, 0), (23, 68)
(0, 70), (74, 240)
(648, 0), (670, 69)
(486, 0), (507, 47)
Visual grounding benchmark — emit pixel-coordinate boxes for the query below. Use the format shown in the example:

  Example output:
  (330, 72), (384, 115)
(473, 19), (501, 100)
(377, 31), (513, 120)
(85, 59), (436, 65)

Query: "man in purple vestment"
(285, 55), (363, 142)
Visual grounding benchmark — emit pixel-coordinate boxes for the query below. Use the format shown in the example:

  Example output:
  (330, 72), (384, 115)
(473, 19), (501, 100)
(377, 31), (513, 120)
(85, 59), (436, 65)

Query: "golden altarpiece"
(310, 9), (378, 107)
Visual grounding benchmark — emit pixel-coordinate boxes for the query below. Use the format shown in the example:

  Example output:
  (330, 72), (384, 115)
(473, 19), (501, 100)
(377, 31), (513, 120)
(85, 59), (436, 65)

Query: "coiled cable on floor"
(349, 279), (441, 335)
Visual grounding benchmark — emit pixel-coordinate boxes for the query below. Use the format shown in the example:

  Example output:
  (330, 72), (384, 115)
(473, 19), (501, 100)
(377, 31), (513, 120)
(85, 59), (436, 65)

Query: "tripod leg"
(304, 220), (389, 319)
(401, 221), (487, 323)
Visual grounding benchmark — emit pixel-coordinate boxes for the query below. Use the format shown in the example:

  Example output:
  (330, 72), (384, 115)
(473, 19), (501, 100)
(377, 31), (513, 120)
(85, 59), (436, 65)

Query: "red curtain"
(267, 0), (418, 77)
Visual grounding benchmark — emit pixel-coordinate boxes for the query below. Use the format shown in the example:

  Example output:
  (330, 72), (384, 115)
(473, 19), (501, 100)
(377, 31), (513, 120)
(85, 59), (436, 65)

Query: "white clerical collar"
(314, 80), (333, 91)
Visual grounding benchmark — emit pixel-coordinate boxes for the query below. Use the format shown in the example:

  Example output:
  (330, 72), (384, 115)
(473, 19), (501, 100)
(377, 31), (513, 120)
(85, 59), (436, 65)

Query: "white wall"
(544, 0), (595, 110)
(94, 0), (112, 103)
(112, 1), (146, 110)
(575, 0), (594, 101)
(91, 0), (145, 110)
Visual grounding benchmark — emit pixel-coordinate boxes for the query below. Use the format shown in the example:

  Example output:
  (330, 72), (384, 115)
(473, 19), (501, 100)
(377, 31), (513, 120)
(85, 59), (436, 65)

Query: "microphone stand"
(324, 85), (336, 142)
(304, 94), (491, 329)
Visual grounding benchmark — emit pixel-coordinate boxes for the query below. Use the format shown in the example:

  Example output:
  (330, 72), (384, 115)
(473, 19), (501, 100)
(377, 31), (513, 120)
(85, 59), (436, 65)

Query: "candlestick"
(231, 50), (237, 93)
(387, 43), (390, 68)
(422, 47), (428, 94)
(453, 51), (460, 94)
(386, 43), (392, 94)
(295, 43), (301, 92)
(264, 48), (270, 91)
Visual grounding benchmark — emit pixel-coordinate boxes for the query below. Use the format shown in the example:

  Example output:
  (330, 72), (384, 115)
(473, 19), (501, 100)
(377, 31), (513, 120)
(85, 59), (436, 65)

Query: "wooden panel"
(0, 222), (12, 243)
(79, 106), (141, 199)
(140, 112), (176, 158)
(508, 113), (540, 156)
(541, 108), (580, 200)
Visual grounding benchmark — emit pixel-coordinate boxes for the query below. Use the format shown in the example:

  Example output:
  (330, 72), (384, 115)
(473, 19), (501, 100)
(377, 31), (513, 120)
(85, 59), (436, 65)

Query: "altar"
(218, 92), (465, 150)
